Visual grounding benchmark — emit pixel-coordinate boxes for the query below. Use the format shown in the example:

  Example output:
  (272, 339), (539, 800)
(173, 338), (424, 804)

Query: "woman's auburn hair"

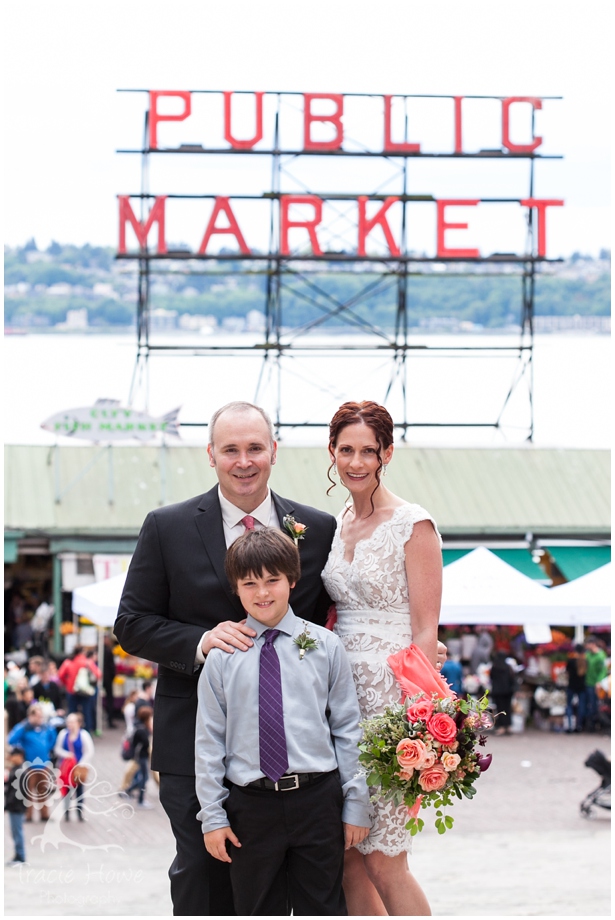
(327, 401), (395, 514)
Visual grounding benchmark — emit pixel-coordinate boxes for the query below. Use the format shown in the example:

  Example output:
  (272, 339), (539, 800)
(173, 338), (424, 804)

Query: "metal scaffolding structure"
(116, 90), (562, 440)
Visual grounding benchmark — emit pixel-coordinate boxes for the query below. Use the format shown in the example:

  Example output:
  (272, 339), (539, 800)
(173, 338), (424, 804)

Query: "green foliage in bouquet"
(359, 693), (493, 835)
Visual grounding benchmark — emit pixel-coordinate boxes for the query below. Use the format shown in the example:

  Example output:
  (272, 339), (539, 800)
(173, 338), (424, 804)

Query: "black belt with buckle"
(246, 771), (334, 792)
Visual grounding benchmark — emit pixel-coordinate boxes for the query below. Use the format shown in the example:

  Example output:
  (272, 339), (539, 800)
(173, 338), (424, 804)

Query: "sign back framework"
(116, 90), (564, 440)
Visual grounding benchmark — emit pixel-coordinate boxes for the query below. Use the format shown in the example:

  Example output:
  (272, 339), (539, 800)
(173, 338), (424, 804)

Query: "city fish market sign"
(41, 400), (181, 442)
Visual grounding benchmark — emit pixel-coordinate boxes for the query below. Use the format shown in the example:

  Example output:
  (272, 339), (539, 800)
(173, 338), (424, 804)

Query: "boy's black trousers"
(224, 771), (347, 916)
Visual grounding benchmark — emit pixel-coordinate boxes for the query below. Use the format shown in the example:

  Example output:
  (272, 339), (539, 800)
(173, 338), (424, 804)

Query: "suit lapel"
(272, 491), (295, 529)
(194, 486), (244, 616)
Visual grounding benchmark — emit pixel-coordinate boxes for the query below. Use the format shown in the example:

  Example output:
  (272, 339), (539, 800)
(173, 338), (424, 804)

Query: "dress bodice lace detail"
(322, 502), (441, 857)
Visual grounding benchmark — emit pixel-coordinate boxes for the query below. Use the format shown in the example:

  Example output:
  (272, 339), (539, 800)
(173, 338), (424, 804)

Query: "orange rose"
(398, 768), (415, 781)
(418, 763), (449, 792)
(396, 738), (428, 770)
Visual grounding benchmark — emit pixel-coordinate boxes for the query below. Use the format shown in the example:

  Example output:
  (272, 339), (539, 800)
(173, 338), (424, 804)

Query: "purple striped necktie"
(259, 629), (289, 782)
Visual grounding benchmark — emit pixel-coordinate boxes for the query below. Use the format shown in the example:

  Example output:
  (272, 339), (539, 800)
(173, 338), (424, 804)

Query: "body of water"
(4, 331), (610, 449)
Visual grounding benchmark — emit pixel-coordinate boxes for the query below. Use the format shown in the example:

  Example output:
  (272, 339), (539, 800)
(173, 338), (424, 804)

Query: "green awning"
(4, 531), (25, 564)
(442, 548), (545, 580)
(544, 545), (611, 581)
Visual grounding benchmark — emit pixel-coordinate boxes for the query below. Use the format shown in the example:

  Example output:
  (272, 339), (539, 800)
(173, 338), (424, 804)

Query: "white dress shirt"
(194, 487), (281, 666)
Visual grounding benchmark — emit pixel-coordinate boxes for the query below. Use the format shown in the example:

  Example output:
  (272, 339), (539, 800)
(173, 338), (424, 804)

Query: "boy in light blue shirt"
(195, 527), (371, 916)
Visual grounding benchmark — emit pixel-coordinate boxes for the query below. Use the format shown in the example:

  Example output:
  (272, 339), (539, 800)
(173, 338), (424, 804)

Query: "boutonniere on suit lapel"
(283, 514), (308, 546)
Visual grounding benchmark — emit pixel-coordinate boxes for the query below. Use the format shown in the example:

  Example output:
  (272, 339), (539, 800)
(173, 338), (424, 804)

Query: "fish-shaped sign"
(41, 399), (181, 442)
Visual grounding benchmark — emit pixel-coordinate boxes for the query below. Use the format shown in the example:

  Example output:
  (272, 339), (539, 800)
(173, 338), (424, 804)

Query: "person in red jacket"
(58, 646), (101, 733)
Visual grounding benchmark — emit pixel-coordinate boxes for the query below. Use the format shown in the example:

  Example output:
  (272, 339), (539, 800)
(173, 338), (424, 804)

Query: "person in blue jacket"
(7, 703), (57, 821)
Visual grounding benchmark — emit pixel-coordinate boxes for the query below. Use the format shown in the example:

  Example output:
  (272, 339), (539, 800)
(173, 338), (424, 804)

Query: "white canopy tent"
(71, 572), (127, 628)
(440, 547), (554, 627)
(71, 573), (128, 734)
(546, 563), (611, 627)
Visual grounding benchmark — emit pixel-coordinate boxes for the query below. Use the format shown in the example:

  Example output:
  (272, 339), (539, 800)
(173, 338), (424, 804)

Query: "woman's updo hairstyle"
(327, 401), (395, 514)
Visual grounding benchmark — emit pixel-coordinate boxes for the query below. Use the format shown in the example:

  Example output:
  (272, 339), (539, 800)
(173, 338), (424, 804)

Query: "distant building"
(245, 310), (266, 333)
(47, 283), (73, 296)
(178, 313), (217, 332)
(150, 308), (178, 331)
(93, 282), (119, 299)
(65, 308), (89, 329)
(534, 315), (610, 334)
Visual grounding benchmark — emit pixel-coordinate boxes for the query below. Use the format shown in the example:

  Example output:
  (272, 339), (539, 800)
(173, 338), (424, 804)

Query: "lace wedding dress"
(322, 503), (442, 856)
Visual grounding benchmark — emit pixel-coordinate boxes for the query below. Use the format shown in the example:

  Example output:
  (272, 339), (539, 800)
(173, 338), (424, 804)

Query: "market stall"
(71, 573), (156, 729)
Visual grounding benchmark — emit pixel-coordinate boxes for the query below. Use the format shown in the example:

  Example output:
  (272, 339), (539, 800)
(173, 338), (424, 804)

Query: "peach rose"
(421, 750), (437, 768)
(407, 698), (435, 723)
(396, 738), (428, 770)
(294, 523), (307, 534)
(398, 768), (414, 781)
(427, 712), (458, 745)
(418, 763), (449, 792)
(441, 752), (461, 772)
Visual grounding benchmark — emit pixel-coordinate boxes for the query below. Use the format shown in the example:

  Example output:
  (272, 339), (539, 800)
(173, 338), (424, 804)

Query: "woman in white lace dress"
(322, 401), (442, 916)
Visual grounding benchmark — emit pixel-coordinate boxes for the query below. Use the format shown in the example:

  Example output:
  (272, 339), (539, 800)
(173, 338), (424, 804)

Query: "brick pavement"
(4, 726), (611, 916)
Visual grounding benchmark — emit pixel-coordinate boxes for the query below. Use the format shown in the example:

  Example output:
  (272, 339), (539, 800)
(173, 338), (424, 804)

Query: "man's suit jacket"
(114, 486), (337, 775)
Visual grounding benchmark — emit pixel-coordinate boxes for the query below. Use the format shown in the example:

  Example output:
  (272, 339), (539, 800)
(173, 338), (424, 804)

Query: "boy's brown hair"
(225, 528), (301, 592)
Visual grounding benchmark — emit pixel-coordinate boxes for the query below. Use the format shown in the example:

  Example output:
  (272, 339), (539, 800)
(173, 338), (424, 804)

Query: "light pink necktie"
(241, 515), (256, 531)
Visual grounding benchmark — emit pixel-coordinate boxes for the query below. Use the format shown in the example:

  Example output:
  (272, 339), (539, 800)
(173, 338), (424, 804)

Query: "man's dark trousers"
(224, 772), (347, 916)
(159, 774), (235, 916)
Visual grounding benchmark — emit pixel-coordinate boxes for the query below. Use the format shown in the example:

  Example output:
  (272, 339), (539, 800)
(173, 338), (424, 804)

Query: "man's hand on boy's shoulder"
(343, 823), (370, 850)
(203, 826), (242, 863)
(201, 619), (257, 657)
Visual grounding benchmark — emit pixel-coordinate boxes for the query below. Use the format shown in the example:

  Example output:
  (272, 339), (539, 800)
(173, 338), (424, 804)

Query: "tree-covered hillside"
(4, 240), (611, 330)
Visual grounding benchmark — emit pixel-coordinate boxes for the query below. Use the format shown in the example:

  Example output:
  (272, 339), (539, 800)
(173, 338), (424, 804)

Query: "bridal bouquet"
(359, 690), (493, 836)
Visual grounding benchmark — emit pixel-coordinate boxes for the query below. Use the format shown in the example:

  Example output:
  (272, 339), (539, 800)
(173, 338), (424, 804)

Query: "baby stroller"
(580, 750), (611, 818)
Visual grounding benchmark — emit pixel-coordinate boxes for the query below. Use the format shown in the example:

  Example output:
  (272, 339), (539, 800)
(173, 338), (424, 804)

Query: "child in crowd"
(125, 705), (154, 808)
(5, 746), (27, 865)
(196, 528), (371, 917)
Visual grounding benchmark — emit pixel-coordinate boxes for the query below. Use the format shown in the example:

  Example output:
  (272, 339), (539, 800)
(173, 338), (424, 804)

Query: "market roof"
(4, 444), (610, 542)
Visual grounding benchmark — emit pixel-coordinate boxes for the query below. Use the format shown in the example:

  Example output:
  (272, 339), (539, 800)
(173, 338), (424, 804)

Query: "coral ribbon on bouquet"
(388, 643), (456, 701)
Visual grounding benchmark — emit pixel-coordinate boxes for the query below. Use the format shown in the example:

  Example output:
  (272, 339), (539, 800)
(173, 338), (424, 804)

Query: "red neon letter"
(453, 96), (463, 154)
(502, 97), (543, 153)
(148, 91), (192, 150)
(436, 200), (480, 258)
(383, 96), (420, 153)
(357, 197), (401, 256)
(303, 94), (344, 151)
(223, 92), (264, 149)
(280, 196), (323, 256)
(198, 197), (251, 255)
(520, 198), (564, 257)
(118, 196), (167, 254)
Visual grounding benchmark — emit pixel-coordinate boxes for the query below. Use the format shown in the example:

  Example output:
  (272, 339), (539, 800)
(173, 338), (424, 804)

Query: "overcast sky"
(4, 0), (610, 257)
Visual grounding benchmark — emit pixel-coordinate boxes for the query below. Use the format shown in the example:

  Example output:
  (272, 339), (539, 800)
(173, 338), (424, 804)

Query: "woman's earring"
(382, 464), (388, 477)
(332, 463), (337, 476)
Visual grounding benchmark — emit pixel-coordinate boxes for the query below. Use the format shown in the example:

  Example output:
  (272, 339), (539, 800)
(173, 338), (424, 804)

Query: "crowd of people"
(4, 644), (157, 866)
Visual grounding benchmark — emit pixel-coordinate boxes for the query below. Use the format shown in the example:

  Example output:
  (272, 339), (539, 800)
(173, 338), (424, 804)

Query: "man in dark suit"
(114, 402), (336, 917)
